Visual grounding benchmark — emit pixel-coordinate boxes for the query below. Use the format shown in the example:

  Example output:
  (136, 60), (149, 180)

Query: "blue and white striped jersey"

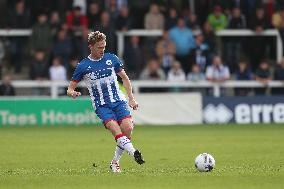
(72, 53), (126, 109)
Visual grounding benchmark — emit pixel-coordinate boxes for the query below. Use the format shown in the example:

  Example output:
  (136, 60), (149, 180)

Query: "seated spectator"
(49, 11), (62, 36)
(67, 57), (79, 80)
(185, 12), (200, 31)
(272, 7), (284, 54)
(187, 64), (206, 81)
(165, 8), (178, 30)
(155, 30), (176, 73)
(207, 5), (228, 31)
(206, 55), (230, 82)
(169, 18), (195, 74)
(234, 61), (253, 96)
(0, 74), (15, 96)
(140, 58), (166, 80)
(202, 21), (217, 63)
(167, 61), (186, 81)
(73, 27), (89, 59)
(116, 6), (132, 31)
(66, 6), (88, 32)
(144, 4), (164, 30)
(272, 58), (284, 95)
(106, 0), (120, 24)
(189, 33), (209, 72)
(254, 60), (272, 95)
(123, 36), (145, 79)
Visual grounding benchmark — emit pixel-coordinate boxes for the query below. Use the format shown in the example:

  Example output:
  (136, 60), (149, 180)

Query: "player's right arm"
(67, 81), (81, 99)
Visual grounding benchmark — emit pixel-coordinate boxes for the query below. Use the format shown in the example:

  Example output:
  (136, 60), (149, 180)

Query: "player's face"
(90, 40), (106, 59)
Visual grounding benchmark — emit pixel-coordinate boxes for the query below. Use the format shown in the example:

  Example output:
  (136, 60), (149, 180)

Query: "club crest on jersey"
(106, 60), (112, 65)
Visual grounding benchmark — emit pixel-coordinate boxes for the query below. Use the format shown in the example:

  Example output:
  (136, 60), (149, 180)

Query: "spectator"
(234, 61), (253, 96)
(189, 33), (209, 72)
(29, 49), (49, 81)
(6, 0), (30, 73)
(187, 64), (206, 81)
(140, 58), (166, 80)
(202, 21), (217, 62)
(67, 57), (79, 80)
(0, 74), (15, 96)
(49, 11), (62, 36)
(116, 6), (132, 31)
(155, 30), (176, 73)
(165, 7), (178, 30)
(123, 36), (145, 79)
(226, 7), (247, 71)
(144, 4), (165, 30)
(87, 2), (101, 29)
(49, 56), (67, 95)
(52, 28), (73, 66)
(29, 12), (53, 59)
(249, 7), (271, 70)
(254, 60), (272, 95)
(272, 7), (284, 54)
(167, 61), (186, 81)
(96, 11), (116, 52)
(169, 18), (195, 74)
(185, 12), (200, 31)
(74, 28), (89, 59)
(206, 55), (230, 82)
(272, 58), (284, 95)
(106, 0), (120, 25)
(66, 6), (88, 32)
(207, 5), (228, 31)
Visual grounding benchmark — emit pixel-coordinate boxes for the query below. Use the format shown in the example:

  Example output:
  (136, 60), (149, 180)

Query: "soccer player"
(67, 31), (145, 172)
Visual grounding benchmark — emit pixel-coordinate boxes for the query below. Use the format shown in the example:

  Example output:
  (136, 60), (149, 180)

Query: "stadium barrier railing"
(8, 80), (284, 98)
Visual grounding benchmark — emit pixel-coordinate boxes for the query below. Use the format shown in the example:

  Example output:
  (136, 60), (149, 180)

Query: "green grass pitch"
(0, 125), (283, 189)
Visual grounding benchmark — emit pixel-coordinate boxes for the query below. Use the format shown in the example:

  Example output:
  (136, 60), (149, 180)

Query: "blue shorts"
(95, 101), (132, 126)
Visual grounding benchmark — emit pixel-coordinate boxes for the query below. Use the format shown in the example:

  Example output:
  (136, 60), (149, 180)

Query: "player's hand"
(72, 91), (81, 99)
(129, 98), (139, 110)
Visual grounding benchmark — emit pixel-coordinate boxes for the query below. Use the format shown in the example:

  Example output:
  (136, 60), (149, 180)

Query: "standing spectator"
(249, 7), (271, 71)
(29, 12), (53, 59)
(207, 5), (228, 31)
(49, 11), (62, 36)
(6, 0), (30, 73)
(87, 2), (101, 29)
(226, 7), (247, 71)
(96, 11), (116, 52)
(106, 0), (120, 25)
(189, 33), (209, 72)
(123, 36), (145, 79)
(185, 12), (200, 32)
(202, 21), (217, 62)
(169, 18), (195, 74)
(49, 56), (67, 95)
(272, 7), (284, 54)
(167, 61), (186, 81)
(52, 28), (73, 66)
(272, 58), (284, 95)
(144, 4), (164, 30)
(254, 60), (272, 95)
(66, 6), (88, 32)
(187, 64), (206, 81)
(116, 6), (132, 31)
(74, 28), (89, 59)
(0, 74), (15, 96)
(140, 58), (166, 80)
(165, 8), (178, 30)
(234, 61), (253, 96)
(155, 30), (176, 74)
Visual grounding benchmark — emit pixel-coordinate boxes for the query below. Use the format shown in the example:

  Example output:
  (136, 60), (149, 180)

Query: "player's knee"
(123, 125), (133, 134)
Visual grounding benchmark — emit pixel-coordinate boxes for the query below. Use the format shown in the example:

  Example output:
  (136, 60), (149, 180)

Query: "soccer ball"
(195, 153), (215, 172)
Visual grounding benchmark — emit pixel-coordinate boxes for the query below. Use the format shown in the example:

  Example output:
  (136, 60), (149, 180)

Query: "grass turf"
(0, 125), (283, 189)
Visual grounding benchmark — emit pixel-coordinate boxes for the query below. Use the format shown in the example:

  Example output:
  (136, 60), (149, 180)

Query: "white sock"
(112, 145), (124, 162)
(117, 135), (135, 156)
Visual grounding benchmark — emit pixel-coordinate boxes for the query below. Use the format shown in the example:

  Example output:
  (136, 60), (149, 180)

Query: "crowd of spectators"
(1, 0), (284, 96)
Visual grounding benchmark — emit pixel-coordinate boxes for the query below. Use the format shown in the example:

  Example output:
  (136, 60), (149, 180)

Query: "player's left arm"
(117, 70), (138, 110)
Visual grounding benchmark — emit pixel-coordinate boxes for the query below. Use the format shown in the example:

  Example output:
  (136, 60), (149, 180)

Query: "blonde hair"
(88, 31), (106, 45)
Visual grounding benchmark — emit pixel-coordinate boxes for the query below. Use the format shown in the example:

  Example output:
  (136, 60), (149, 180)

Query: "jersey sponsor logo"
(106, 60), (112, 65)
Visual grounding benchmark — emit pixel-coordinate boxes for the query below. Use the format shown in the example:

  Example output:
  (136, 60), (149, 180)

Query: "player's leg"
(119, 118), (145, 165)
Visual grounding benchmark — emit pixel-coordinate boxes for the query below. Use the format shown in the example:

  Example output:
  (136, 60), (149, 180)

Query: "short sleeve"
(71, 63), (84, 82)
(112, 54), (124, 73)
